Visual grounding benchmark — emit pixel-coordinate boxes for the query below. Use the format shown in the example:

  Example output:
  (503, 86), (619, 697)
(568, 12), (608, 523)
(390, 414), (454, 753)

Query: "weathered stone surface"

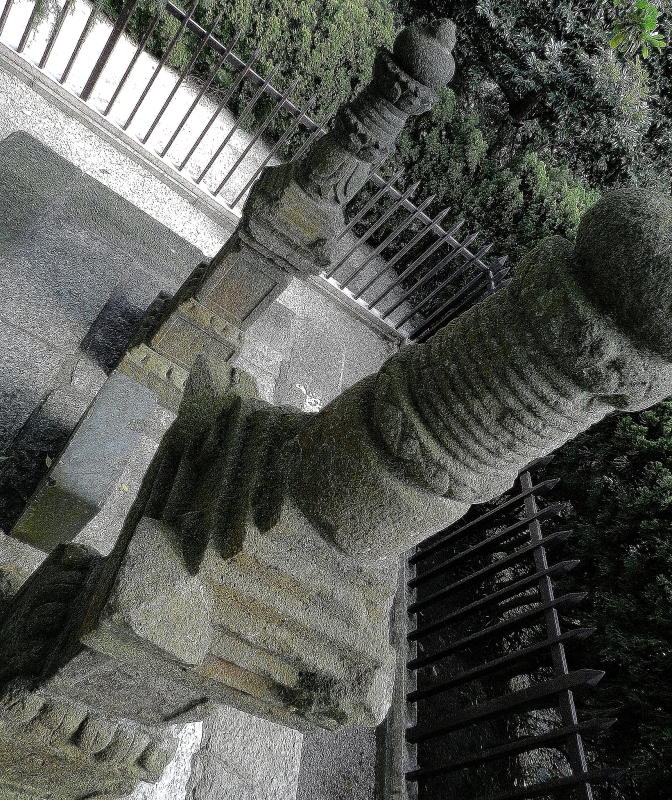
(0, 530), (46, 614)
(77, 188), (672, 733)
(140, 17), (456, 382)
(0, 683), (178, 800)
(11, 372), (161, 552)
(186, 706), (302, 800)
(0, 131), (203, 543)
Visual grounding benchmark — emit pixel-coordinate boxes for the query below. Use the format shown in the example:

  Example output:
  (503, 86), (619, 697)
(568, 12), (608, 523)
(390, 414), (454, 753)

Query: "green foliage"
(611, 0), (666, 59)
(103, 0), (395, 146)
(385, 88), (601, 265)
(551, 404), (672, 798)
(394, 0), (669, 190)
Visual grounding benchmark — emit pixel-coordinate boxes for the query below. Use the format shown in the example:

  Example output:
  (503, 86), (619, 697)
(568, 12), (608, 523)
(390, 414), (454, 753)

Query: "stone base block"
(80, 516), (397, 732)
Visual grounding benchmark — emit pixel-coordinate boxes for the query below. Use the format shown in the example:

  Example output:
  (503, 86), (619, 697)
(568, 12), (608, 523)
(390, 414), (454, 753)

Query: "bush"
(552, 404), (672, 799)
(356, 88), (601, 269)
(103, 0), (396, 146)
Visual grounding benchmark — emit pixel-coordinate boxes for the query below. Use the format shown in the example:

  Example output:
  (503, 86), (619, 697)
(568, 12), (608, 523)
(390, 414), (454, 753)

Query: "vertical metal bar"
(178, 46), (261, 171)
(0, 0), (16, 39)
(140, 9), (223, 145)
(405, 554), (420, 800)
(412, 277), (490, 342)
(17, 0), (42, 54)
(80, 0), (141, 100)
(360, 208), (452, 306)
(336, 169), (404, 242)
(371, 217), (463, 312)
(403, 243), (493, 334)
(325, 181), (420, 279)
(103, 2), (166, 116)
(382, 230), (479, 321)
(349, 195), (436, 299)
(213, 75), (299, 196)
(290, 105), (335, 163)
(122, 0), (200, 131)
(520, 470), (593, 800)
(194, 61), (282, 185)
(39, 0), (75, 69)
(59, 0), (106, 86)
(159, 29), (242, 157)
(231, 92), (317, 206)
(397, 244), (492, 336)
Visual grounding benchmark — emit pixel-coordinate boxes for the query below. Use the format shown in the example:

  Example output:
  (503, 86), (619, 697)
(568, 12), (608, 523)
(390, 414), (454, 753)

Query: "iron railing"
(406, 457), (619, 800)
(0, 0), (510, 338)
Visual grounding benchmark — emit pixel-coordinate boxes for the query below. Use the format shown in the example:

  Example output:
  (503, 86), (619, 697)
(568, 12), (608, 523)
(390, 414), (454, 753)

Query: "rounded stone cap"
(573, 187), (672, 361)
(393, 19), (456, 89)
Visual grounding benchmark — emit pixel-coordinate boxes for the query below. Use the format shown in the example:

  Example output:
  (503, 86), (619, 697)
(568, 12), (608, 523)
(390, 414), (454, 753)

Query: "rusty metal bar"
(59, 0), (106, 86)
(409, 530), (573, 615)
(335, 169), (404, 242)
(414, 257), (509, 342)
(400, 241), (492, 329)
(194, 61), (282, 184)
(378, 227), (473, 319)
(213, 75), (299, 196)
(140, 9), (223, 144)
(409, 561), (579, 640)
(396, 245), (488, 332)
(178, 46), (261, 171)
(384, 231), (480, 324)
(39, 0), (75, 68)
(326, 181), (420, 279)
(80, 0), (141, 100)
(409, 505), (566, 589)
(369, 218), (463, 312)
(406, 669), (604, 743)
(102, 1), (164, 116)
(164, 0), (320, 132)
(369, 173), (496, 275)
(409, 625), (592, 702)
(408, 591), (586, 671)
(357, 208), (451, 306)
(346, 195), (436, 296)
(409, 276), (489, 344)
(17, 0), (42, 53)
(0, 0), (15, 39)
(122, 0), (200, 131)
(419, 280), (495, 340)
(231, 92), (317, 206)
(159, 29), (241, 157)
(410, 479), (560, 565)
(521, 469), (593, 799)
(406, 718), (614, 780)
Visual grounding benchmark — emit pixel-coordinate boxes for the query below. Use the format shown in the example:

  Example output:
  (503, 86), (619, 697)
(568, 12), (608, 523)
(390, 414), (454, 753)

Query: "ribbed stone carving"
(69, 188), (672, 734)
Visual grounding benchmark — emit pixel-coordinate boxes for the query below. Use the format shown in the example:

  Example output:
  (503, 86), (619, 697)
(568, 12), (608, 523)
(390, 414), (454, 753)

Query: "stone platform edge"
(0, 40), (239, 233)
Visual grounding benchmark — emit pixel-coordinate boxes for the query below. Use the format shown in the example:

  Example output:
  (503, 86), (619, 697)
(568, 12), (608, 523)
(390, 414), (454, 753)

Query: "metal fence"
(406, 456), (619, 800)
(0, 0), (510, 339)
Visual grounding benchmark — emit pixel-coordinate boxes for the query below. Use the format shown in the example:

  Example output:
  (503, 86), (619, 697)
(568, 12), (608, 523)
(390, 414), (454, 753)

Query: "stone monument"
(3, 14), (672, 800)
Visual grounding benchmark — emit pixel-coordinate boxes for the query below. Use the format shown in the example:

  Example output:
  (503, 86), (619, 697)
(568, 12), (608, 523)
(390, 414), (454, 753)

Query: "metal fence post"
(80, 0), (141, 101)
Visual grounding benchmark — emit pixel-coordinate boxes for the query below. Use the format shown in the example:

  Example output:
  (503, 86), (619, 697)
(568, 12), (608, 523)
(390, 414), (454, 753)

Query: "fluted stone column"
(3, 187), (666, 747)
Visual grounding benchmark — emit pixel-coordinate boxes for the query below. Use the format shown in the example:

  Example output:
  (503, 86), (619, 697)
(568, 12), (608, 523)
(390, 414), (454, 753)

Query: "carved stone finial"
(393, 19), (457, 89)
(572, 188), (672, 360)
(11, 187), (668, 740)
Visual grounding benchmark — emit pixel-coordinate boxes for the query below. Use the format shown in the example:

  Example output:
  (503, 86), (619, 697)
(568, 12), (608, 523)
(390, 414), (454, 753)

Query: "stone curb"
(0, 42), (239, 233)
